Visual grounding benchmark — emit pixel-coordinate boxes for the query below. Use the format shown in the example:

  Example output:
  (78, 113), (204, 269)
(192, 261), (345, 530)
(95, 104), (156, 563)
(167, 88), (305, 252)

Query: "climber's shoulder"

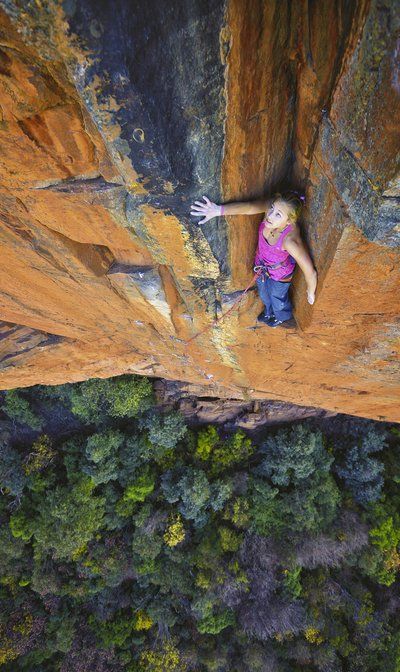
(282, 222), (302, 249)
(282, 224), (305, 256)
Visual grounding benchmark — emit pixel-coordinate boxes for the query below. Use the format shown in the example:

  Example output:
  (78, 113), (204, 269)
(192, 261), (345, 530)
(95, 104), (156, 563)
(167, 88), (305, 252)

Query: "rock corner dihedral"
(0, 0), (398, 422)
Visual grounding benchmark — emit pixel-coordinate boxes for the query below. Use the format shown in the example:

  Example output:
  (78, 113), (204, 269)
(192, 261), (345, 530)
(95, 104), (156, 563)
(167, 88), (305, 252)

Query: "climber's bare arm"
(222, 199), (270, 215)
(190, 196), (270, 224)
(284, 234), (317, 305)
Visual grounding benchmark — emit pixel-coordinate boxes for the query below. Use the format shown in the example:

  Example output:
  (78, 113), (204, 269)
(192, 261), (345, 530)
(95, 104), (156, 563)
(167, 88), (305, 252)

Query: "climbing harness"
(184, 257), (295, 348)
(253, 260), (293, 283)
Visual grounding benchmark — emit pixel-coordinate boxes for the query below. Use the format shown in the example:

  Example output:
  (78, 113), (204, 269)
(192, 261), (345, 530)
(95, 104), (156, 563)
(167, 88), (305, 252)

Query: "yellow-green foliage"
(304, 626), (324, 644)
(228, 559), (249, 587)
(274, 631), (295, 642)
(229, 497), (250, 528)
(31, 476), (105, 561)
(164, 514), (185, 547)
(71, 543), (87, 561)
(139, 640), (186, 672)
(116, 471), (155, 516)
(12, 613), (33, 636)
(356, 592), (374, 629)
(195, 427), (254, 475)
(123, 472), (156, 503)
(282, 565), (302, 598)
(195, 426), (219, 460)
(133, 610), (153, 631)
(70, 375), (153, 423)
(218, 526), (242, 552)
(23, 434), (55, 475)
(369, 510), (400, 585)
(195, 570), (211, 589)
(0, 576), (17, 593)
(9, 511), (33, 542)
(197, 609), (235, 634)
(0, 639), (18, 666)
(0, 614), (33, 665)
(90, 613), (136, 648)
(210, 430), (254, 475)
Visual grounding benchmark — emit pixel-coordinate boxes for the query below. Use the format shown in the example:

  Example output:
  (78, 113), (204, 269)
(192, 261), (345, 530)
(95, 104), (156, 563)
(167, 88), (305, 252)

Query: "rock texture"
(153, 380), (337, 431)
(0, 0), (399, 421)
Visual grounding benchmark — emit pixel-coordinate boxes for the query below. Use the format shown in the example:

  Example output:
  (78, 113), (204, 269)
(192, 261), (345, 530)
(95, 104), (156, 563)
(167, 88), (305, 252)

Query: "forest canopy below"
(0, 375), (399, 672)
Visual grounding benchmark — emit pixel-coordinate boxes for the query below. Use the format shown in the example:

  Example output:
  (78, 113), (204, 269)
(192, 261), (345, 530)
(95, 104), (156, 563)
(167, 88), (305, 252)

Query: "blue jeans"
(256, 276), (293, 321)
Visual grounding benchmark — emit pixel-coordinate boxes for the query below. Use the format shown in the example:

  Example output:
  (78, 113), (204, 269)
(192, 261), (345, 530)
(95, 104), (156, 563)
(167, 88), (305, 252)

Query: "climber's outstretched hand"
(190, 196), (222, 224)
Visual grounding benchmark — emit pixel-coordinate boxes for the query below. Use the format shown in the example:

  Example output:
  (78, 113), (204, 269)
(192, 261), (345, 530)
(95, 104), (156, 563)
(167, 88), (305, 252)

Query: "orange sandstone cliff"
(0, 0), (398, 421)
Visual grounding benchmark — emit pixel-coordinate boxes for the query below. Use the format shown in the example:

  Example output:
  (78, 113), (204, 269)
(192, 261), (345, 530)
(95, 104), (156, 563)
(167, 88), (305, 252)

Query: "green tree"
(248, 478), (283, 537)
(132, 529), (163, 575)
(210, 430), (254, 475)
(195, 426), (219, 461)
(45, 612), (76, 653)
(386, 628), (400, 672)
(336, 429), (386, 505)
(1, 390), (43, 430)
(116, 467), (156, 517)
(366, 502), (400, 586)
(284, 472), (341, 534)
(70, 375), (153, 423)
(0, 527), (28, 587)
(0, 434), (26, 498)
(218, 526), (243, 552)
(248, 472), (341, 538)
(137, 640), (187, 672)
(90, 611), (135, 648)
(9, 510), (33, 542)
(140, 411), (187, 450)
(23, 434), (55, 476)
(83, 430), (123, 485)
(176, 468), (211, 527)
(282, 565), (302, 598)
(32, 477), (105, 560)
(197, 608), (235, 634)
(257, 424), (333, 486)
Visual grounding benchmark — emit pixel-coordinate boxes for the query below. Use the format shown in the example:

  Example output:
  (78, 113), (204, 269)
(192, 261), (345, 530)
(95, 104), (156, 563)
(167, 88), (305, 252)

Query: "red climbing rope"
(184, 269), (262, 347)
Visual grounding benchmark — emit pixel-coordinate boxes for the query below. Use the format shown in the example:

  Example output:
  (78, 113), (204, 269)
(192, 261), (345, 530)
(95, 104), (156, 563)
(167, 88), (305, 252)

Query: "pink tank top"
(254, 221), (296, 281)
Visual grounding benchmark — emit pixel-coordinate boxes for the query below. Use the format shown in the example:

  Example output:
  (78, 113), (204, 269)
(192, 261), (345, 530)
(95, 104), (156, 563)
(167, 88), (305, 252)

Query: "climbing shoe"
(265, 316), (296, 328)
(257, 310), (274, 323)
(264, 316), (284, 328)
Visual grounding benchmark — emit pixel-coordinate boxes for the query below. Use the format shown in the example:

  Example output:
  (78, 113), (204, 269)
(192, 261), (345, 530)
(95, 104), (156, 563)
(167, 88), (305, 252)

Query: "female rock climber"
(190, 193), (317, 328)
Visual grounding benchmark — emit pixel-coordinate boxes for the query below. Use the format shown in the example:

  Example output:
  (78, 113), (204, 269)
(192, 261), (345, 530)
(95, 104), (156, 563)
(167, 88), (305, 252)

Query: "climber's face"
(264, 200), (291, 229)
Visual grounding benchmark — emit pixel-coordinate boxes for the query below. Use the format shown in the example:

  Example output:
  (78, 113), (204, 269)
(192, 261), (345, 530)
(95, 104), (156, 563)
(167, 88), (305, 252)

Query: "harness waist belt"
(255, 260), (292, 271)
(253, 264), (293, 282)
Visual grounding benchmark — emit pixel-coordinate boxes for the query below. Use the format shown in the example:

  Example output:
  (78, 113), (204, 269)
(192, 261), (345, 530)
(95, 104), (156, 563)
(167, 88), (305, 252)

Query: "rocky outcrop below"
(0, 1), (398, 421)
(153, 380), (337, 431)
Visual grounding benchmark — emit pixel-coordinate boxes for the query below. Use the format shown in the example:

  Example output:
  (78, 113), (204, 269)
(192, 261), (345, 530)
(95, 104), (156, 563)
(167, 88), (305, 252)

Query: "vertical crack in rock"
(291, 0), (367, 184)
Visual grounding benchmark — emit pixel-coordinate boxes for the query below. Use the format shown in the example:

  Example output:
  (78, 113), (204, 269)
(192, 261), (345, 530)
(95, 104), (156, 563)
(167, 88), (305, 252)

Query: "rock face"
(153, 380), (337, 431)
(0, 0), (398, 421)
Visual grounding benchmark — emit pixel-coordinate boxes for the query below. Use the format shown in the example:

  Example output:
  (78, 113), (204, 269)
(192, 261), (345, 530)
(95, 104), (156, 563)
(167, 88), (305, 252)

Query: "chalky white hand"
(190, 196), (222, 224)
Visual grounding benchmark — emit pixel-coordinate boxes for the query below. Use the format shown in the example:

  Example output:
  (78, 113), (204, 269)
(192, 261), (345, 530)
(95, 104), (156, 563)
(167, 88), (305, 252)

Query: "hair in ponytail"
(273, 191), (305, 223)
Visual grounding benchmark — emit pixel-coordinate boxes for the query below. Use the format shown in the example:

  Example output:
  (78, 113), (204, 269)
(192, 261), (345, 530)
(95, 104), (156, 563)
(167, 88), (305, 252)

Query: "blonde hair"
(273, 192), (304, 223)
